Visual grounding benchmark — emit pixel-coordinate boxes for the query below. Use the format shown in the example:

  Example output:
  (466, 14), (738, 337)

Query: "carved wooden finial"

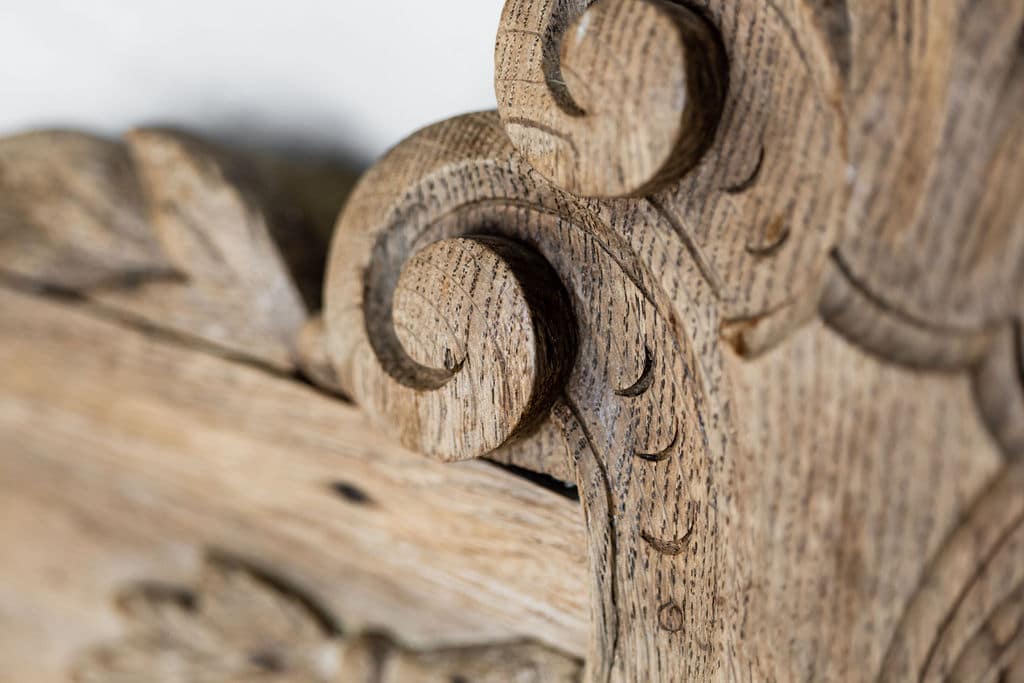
(495, 0), (728, 198)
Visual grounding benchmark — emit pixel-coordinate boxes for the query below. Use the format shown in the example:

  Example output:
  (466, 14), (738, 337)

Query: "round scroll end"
(365, 235), (577, 462)
(497, 0), (727, 198)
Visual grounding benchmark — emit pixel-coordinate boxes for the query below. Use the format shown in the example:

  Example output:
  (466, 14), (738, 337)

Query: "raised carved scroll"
(494, 0), (728, 198)
(311, 0), (1024, 680)
(1, 0), (1022, 681)
(322, 110), (724, 680)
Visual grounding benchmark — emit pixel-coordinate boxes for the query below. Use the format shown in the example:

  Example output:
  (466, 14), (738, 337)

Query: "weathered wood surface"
(0, 285), (588, 682)
(319, 0), (1023, 679)
(70, 556), (582, 683)
(0, 129), (349, 371)
(0, 0), (1022, 680)
(494, 0), (728, 197)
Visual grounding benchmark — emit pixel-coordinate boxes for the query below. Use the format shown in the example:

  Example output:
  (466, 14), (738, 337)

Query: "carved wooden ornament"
(0, 0), (1022, 681)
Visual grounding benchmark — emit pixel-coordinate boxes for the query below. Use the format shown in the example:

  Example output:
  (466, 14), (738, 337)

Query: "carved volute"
(0, 0), (1021, 681)
(494, 0), (729, 198)
(322, 112), (722, 679)
(315, 0), (1024, 680)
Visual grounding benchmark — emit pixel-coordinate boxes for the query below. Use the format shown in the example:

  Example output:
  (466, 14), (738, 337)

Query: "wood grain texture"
(974, 323), (1024, 459)
(316, 0), (1023, 677)
(494, 0), (728, 197)
(323, 112), (728, 681)
(0, 285), (589, 682)
(726, 319), (1005, 681)
(0, 128), (349, 371)
(2, 0), (1023, 679)
(72, 556), (582, 683)
(94, 129), (326, 370)
(877, 462), (1024, 681)
(837, 0), (1024, 334)
(0, 131), (168, 289)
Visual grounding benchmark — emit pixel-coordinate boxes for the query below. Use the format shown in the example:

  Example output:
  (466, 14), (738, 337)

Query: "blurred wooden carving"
(0, 0), (1022, 681)
(73, 556), (580, 683)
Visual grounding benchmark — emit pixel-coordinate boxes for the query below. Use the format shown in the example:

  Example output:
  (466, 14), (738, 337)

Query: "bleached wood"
(1, 0), (1022, 680)
(0, 285), (588, 682)
(69, 556), (582, 683)
(317, 1), (1022, 679)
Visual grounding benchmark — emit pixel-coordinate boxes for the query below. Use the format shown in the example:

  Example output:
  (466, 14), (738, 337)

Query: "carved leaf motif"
(0, 131), (169, 289)
(72, 559), (340, 683)
(93, 130), (322, 371)
(0, 128), (339, 371)
(71, 557), (583, 683)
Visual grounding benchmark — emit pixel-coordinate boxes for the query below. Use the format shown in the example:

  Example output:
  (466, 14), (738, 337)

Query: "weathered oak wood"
(0, 285), (589, 681)
(0, 131), (167, 289)
(1, 0), (1022, 680)
(494, 0), (728, 197)
(0, 129), (346, 371)
(70, 556), (582, 683)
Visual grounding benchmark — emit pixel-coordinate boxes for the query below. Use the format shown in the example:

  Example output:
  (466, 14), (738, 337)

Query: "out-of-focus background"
(0, 1), (501, 165)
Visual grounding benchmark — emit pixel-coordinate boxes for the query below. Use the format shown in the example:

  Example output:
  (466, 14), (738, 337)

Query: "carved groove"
(495, 0), (729, 197)
(722, 143), (765, 194)
(1, 0), (1021, 681)
(821, 252), (995, 370)
(640, 522), (694, 556)
(634, 421), (680, 462)
(324, 113), (717, 681)
(614, 345), (655, 397)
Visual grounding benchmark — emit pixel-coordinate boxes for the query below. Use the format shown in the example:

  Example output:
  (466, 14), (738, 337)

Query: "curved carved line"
(405, 198), (658, 314)
(640, 521), (694, 556)
(723, 144), (765, 194)
(829, 250), (983, 337)
(947, 580), (1024, 680)
(745, 217), (791, 257)
(647, 197), (724, 298)
(502, 116), (581, 156)
(821, 251), (993, 370)
(615, 345), (655, 397)
(635, 421), (680, 462)
(919, 508), (1024, 679)
(555, 399), (621, 682)
(878, 463), (1024, 681)
(442, 347), (466, 373)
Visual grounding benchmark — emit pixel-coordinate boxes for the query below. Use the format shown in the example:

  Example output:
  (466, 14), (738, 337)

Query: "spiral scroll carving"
(323, 112), (726, 681)
(494, 0), (729, 198)
(360, 232), (575, 460)
(1, 0), (1019, 680)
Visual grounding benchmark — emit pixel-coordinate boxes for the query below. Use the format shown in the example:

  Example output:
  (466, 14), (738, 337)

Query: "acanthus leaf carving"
(72, 555), (582, 683)
(0, 127), (350, 371)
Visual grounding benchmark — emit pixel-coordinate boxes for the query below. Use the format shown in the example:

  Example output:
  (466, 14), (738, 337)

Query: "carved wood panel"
(1, 0), (1022, 681)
